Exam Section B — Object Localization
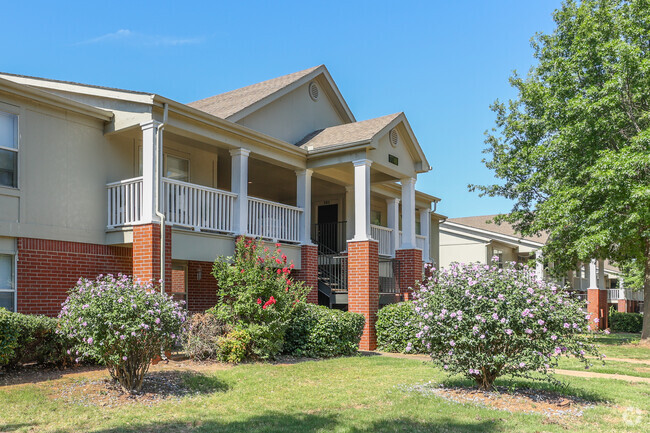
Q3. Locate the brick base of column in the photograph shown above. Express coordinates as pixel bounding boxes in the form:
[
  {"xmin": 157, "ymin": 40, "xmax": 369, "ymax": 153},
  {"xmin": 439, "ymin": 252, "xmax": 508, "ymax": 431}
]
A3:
[
  {"xmin": 291, "ymin": 244, "xmax": 318, "ymax": 304},
  {"xmin": 348, "ymin": 240, "xmax": 379, "ymax": 351},
  {"xmin": 395, "ymin": 248, "xmax": 423, "ymax": 299},
  {"xmin": 617, "ymin": 299, "xmax": 627, "ymax": 313},
  {"xmin": 587, "ymin": 288, "xmax": 608, "ymax": 330},
  {"xmin": 133, "ymin": 223, "xmax": 172, "ymax": 293}
]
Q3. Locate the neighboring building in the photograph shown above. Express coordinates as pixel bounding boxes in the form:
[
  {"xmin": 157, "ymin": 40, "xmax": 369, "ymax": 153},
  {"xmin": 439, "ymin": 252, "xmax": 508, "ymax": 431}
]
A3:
[
  {"xmin": 440, "ymin": 215, "xmax": 643, "ymax": 328},
  {"xmin": 0, "ymin": 65, "xmax": 444, "ymax": 350}
]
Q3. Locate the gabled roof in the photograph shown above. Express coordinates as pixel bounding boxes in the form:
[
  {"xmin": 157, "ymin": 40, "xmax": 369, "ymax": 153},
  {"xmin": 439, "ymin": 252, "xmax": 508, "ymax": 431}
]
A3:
[
  {"xmin": 187, "ymin": 65, "xmax": 355, "ymax": 123},
  {"xmin": 446, "ymin": 215, "xmax": 550, "ymax": 244},
  {"xmin": 297, "ymin": 113, "xmax": 401, "ymax": 150}
]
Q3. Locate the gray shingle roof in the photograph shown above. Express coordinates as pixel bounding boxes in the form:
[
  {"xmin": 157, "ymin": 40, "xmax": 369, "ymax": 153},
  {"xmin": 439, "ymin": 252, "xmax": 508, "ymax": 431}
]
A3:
[
  {"xmin": 448, "ymin": 215, "xmax": 550, "ymax": 244},
  {"xmin": 187, "ymin": 66, "xmax": 322, "ymax": 120},
  {"xmin": 297, "ymin": 113, "xmax": 401, "ymax": 150}
]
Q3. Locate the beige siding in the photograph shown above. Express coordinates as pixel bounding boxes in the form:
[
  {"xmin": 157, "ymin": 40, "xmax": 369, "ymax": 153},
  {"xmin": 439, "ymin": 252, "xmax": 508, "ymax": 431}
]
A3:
[{"xmin": 237, "ymin": 81, "xmax": 345, "ymax": 144}]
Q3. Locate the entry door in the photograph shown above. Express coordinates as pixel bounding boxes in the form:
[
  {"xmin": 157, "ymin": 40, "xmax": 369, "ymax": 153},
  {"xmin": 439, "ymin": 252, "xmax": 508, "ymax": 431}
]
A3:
[{"xmin": 317, "ymin": 204, "xmax": 339, "ymax": 252}]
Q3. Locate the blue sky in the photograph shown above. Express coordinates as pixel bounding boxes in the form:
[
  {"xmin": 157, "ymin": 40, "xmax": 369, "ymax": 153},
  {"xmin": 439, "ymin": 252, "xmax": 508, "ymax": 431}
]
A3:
[{"xmin": 2, "ymin": 0, "xmax": 560, "ymax": 218}]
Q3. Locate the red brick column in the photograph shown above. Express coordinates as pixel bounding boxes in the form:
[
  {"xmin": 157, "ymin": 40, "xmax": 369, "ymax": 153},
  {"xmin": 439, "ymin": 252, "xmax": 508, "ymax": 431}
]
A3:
[
  {"xmin": 587, "ymin": 288, "xmax": 608, "ymax": 330},
  {"xmin": 395, "ymin": 248, "xmax": 423, "ymax": 300},
  {"xmin": 133, "ymin": 223, "xmax": 172, "ymax": 293},
  {"xmin": 291, "ymin": 244, "xmax": 318, "ymax": 304},
  {"xmin": 617, "ymin": 299, "xmax": 627, "ymax": 313},
  {"xmin": 348, "ymin": 240, "xmax": 379, "ymax": 351}
]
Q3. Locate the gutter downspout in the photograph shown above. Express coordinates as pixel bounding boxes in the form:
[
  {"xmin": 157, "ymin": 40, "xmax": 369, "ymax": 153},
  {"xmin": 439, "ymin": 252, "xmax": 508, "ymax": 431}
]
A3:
[{"xmin": 155, "ymin": 103, "xmax": 169, "ymax": 294}]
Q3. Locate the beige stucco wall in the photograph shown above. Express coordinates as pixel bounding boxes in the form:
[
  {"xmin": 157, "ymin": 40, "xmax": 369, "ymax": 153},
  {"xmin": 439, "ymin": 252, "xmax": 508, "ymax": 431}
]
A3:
[
  {"xmin": 439, "ymin": 231, "xmax": 487, "ymax": 269},
  {"xmin": 430, "ymin": 218, "xmax": 440, "ymax": 266},
  {"xmin": 368, "ymin": 128, "xmax": 418, "ymax": 179},
  {"xmin": 0, "ymin": 95, "xmax": 121, "ymax": 244},
  {"xmin": 237, "ymin": 81, "xmax": 345, "ymax": 145}
]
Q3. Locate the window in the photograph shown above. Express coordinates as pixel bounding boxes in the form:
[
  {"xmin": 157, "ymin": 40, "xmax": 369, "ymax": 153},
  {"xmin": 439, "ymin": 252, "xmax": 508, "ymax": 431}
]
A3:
[
  {"xmin": 0, "ymin": 254, "xmax": 15, "ymax": 312},
  {"xmin": 0, "ymin": 111, "xmax": 18, "ymax": 188},
  {"xmin": 370, "ymin": 210, "xmax": 382, "ymax": 226},
  {"xmin": 493, "ymin": 248, "xmax": 504, "ymax": 269},
  {"xmin": 165, "ymin": 154, "xmax": 189, "ymax": 182}
]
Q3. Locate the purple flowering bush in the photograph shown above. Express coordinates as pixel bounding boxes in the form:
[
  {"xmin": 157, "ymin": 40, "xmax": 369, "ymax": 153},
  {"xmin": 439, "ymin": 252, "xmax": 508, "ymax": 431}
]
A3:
[
  {"xmin": 58, "ymin": 274, "xmax": 187, "ymax": 392},
  {"xmin": 412, "ymin": 260, "xmax": 602, "ymax": 390}
]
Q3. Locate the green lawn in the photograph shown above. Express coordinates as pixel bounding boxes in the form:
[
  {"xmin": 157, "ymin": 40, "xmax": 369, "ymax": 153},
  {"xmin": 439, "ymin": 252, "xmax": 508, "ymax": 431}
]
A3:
[{"xmin": 1, "ymin": 334, "xmax": 649, "ymax": 433}]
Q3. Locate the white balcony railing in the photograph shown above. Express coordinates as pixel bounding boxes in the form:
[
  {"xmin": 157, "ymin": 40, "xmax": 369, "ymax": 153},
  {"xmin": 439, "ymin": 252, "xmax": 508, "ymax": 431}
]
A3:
[
  {"xmin": 416, "ymin": 234, "xmax": 427, "ymax": 251},
  {"xmin": 106, "ymin": 177, "xmax": 143, "ymax": 228},
  {"xmin": 248, "ymin": 197, "xmax": 302, "ymax": 243},
  {"xmin": 371, "ymin": 224, "xmax": 393, "ymax": 256},
  {"xmin": 608, "ymin": 288, "xmax": 644, "ymax": 302},
  {"xmin": 162, "ymin": 178, "xmax": 236, "ymax": 233}
]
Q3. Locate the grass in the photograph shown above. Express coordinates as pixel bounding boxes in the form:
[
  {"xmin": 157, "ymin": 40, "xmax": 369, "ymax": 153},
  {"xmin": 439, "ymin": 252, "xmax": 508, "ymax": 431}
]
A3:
[{"xmin": 1, "ymin": 334, "xmax": 649, "ymax": 432}]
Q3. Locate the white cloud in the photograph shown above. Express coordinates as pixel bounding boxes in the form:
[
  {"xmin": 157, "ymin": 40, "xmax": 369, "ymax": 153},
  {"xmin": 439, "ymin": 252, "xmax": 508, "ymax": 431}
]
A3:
[{"xmin": 76, "ymin": 29, "xmax": 204, "ymax": 47}]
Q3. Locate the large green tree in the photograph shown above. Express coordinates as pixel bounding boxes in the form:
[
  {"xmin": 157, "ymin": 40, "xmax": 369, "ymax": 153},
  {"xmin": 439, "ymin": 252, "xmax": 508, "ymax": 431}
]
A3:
[{"xmin": 473, "ymin": 0, "xmax": 650, "ymax": 340}]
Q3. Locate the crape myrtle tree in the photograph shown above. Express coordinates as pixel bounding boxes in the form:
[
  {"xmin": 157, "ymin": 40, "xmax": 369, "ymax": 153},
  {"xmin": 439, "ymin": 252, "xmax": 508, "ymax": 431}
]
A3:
[{"xmin": 471, "ymin": 0, "xmax": 650, "ymax": 340}]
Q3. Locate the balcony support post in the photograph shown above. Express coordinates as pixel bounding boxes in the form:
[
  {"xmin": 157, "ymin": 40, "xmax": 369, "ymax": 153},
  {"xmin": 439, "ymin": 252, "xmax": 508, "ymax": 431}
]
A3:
[
  {"xmin": 230, "ymin": 148, "xmax": 250, "ymax": 235},
  {"xmin": 419, "ymin": 208, "xmax": 431, "ymax": 262},
  {"xmin": 296, "ymin": 169, "xmax": 314, "ymax": 245},
  {"xmin": 140, "ymin": 120, "xmax": 161, "ymax": 224},
  {"xmin": 352, "ymin": 160, "xmax": 372, "ymax": 241},
  {"xmin": 400, "ymin": 177, "xmax": 416, "ymax": 249},
  {"xmin": 386, "ymin": 198, "xmax": 400, "ymax": 257}
]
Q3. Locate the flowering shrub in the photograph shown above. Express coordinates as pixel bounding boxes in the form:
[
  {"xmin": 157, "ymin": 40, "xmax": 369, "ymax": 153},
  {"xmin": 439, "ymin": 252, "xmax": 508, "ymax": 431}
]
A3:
[
  {"xmin": 210, "ymin": 237, "xmax": 310, "ymax": 360},
  {"xmin": 58, "ymin": 274, "xmax": 187, "ymax": 392},
  {"xmin": 412, "ymin": 260, "xmax": 602, "ymax": 390},
  {"xmin": 375, "ymin": 302, "xmax": 426, "ymax": 354}
]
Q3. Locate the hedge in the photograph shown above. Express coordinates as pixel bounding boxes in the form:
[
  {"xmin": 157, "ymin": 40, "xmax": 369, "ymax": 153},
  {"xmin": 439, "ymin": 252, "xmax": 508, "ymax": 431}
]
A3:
[
  {"xmin": 0, "ymin": 310, "xmax": 72, "ymax": 368},
  {"xmin": 284, "ymin": 303, "xmax": 365, "ymax": 358},
  {"xmin": 376, "ymin": 301, "xmax": 427, "ymax": 353},
  {"xmin": 0, "ymin": 308, "xmax": 19, "ymax": 365},
  {"xmin": 609, "ymin": 309, "xmax": 643, "ymax": 333}
]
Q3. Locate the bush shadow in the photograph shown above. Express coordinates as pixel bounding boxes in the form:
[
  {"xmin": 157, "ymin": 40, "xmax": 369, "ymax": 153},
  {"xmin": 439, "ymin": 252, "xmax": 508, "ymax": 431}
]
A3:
[
  {"xmin": 0, "ymin": 364, "xmax": 105, "ymax": 387},
  {"xmin": 87, "ymin": 412, "xmax": 501, "ymax": 433}
]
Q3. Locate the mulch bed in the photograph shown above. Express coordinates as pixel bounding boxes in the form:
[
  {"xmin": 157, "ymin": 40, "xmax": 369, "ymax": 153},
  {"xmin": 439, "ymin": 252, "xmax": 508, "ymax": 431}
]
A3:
[{"xmin": 402, "ymin": 381, "xmax": 593, "ymax": 418}]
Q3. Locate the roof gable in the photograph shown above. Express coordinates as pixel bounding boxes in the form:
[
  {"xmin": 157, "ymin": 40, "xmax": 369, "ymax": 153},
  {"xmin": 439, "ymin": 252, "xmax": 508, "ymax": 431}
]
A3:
[
  {"xmin": 297, "ymin": 113, "xmax": 401, "ymax": 150},
  {"xmin": 187, "ymin": 65, "xmax": 355, "ymax": 124}
]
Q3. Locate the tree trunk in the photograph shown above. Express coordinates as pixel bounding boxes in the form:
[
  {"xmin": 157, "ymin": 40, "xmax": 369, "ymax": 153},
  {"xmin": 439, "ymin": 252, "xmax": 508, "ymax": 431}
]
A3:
[{"xmin": 641, "ymin": 240, "xmax": 650, "ymax": 342}]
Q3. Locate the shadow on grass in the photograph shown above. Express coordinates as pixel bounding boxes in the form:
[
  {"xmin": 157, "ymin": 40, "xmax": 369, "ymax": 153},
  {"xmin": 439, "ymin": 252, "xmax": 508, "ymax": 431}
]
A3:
[
  {"xmin": 592, "ymin": 332, "xmax": 640, "ymax": 346},
  {"xmin": 0, "ymin": 364, "xmax": 106, "ymax": 387},
  {"xmin": 90, "ymin": 412, "xmax": 500, "ymax": 433},
  {"xmin": 440, "ymin": 375, "xmax": 607, "ymax": 404},
  {"xmin": 0, "ymin": 423, "xmax": 35, "ymax": 432}
]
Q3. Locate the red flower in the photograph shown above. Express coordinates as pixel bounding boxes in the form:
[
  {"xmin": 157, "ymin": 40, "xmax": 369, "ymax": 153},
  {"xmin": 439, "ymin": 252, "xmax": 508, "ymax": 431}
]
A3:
[
  {"xmin": 275, "ymin": 258, "xmax": 282, "ymax": 264},
  {"xmin": 241, "ymin": 269, "xmax": 245, "ymax": 273},
  {"xmin": 275, "ymin": 243, "xmax": 281, "ymax": 248},
  {"xmin": 277, "ymin": 269, "xmax": 281, "ymax": 274},
  {"xmin": 262, "ymin": 296, "xmax": 276, "ymax": 310},
  {"xmin": 281, "ymin": 254, "xmax": 287, "ymax": 262},
  {"xmin": 257, "ymin": 298, "xmax": 262, "ymax": 305},
  {"xmin": 289, "ymin": 263, "xmax": 295, "ymax": 270}
]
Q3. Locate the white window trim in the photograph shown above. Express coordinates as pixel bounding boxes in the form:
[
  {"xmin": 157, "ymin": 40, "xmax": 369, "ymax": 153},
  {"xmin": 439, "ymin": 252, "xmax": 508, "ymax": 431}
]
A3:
[
  {"xmin": 0, "ymin": 253, "xmax": 17, "ymax": 312},
  {"xmin": 0, "ymin": 111, "xmax": 19, "ymax": 190}
]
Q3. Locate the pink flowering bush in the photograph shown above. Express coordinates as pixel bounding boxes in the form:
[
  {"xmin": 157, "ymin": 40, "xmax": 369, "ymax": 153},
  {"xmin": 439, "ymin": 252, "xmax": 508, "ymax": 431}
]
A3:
[
  {"xmin": 209, "ymin": 237, "xmax": 309, "ymax": 360},
  {"xmin": 58, "ymin": 274, "xmax": 187, "ymax": 392},
  {"xmin": 412, "ymin": 260, "xmax": 602, "ymax": 390}
]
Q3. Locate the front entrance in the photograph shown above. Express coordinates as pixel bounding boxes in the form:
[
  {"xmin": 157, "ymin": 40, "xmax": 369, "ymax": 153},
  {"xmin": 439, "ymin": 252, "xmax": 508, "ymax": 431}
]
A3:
[{"xmin": 316, "ymin": 204, "xmax": 340, "ymax": 252}]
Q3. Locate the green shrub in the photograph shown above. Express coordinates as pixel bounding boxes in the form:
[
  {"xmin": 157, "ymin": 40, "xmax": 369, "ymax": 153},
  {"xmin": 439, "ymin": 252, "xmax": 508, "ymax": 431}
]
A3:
[
  {"xmin": 0, "ymin": 308, "xmax": 19, "ymax": 365},
  {"xmin": 217, "ymin": 329, "xmax": 252, "ymax": 363},
  {"xmin": 1, "ymin": 309, "xmax": 72, "ymax": 368},
  {"xmin": 376, "ymin": 302, "xmax": 426, "ymax": 354},
  {"xmin": 209, "ymin": 238, "xmax": 309, "ymax": 360},
  {"xmin": 58, "ymin": 274, "xmax": 187, "ymax": 393},
  {"xmin": 609, "ymin": 308, "xmax": 643, "ymax": 333},
  {"xmin": 284, "ymin": 303, "xmax": 365, "ymax": 358}
]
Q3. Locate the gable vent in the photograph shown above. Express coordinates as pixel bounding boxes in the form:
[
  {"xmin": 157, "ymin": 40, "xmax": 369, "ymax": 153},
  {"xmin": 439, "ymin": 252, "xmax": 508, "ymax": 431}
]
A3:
[
  {"xmin": 309, "ymin": 82, "xmax": 319, "ymax": 101},
  {"xmin": 389, "ymin": 128, "xmax": 399, "ymax": 148}
]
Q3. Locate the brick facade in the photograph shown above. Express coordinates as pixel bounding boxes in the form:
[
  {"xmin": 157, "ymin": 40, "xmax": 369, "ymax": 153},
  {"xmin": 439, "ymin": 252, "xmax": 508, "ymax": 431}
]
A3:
[
  {"xmin": 347, "ymin": 239, "xmax": 379, "ymax": 351},
  {"xmin": 187, "ymin": 260, "xmax": 219, "ymax": 313},
  {"xmin": 291, "ymin": 244, "xmax": 318, "ymax": 304},
  {"xmin": 133, "ymin": 223, "xmax": 172, "ymax": 292},
  {"xmin": 17, "ymin": 238, "xmax": 132, "ymax": 316},
  {"xmin": 587, "ymin": 288, "xmax": 608, "ymax": 330},
  {"xmin": 395, "ymin": 248, "xmax": 423, "ymax": 300}
]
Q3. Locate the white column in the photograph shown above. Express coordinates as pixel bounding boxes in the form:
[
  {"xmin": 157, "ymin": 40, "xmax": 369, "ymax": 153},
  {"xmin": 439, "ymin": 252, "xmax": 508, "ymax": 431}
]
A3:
[
  {"xmin": 588, "ymin": 259, "xmax": 598, "ymax": 290},
  {"xmin": 345, "ymin": 185, "xmax": 355, "ymax": 241},
  {"xmin": 352, "ymin": 159, "xmax": 372, "ymax": 241},
  {"xmin": 386, "ymin": 198, "xmax": 400, "ymax": 256},
  {"xmin": 296, "ymin": 169, "xmax": 313, "ymax": 245},
  {"xmin": 230, "ymin": 148, "xmax": 250, "ymax": 235},
  {"xmin": 535, "ymin": 250, "xmax": 544, "ymax": 281},
  {"xmin": 419, "ymin": 208, "xmax": 431, "ymax": 262},
  {"xmin": 597, "ymin": 259, "xmax": 605, "ymax": 289},
  {"xmin": 140, "ymin": 120, "xmax": 161, "ymax": 224},
  {"xmin": 400, "ymin": 177, "xmax": 416, "ymax": 249}
]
